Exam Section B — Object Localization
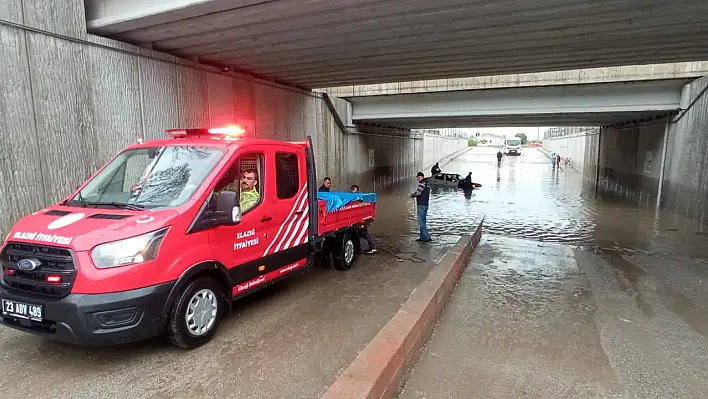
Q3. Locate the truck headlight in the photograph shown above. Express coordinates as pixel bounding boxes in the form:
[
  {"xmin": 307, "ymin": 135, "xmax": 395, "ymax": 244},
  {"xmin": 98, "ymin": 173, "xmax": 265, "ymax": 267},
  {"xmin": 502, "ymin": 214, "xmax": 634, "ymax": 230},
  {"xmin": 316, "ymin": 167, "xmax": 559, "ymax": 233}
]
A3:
[{"xmin": 91, "ymin": 228, "xmax": 168, "ymax": 269}]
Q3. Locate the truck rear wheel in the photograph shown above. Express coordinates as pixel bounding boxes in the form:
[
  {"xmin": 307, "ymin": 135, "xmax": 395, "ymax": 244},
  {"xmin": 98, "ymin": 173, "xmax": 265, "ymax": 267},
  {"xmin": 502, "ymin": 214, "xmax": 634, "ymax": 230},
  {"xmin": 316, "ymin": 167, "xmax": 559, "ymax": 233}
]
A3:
[
  {"xmin": 333, "ymin": 232, "xmax": 357, "ymax": 271},
  {"xmin": 166, "ymin": 276, "xmax": 224, "ymax": 349}
]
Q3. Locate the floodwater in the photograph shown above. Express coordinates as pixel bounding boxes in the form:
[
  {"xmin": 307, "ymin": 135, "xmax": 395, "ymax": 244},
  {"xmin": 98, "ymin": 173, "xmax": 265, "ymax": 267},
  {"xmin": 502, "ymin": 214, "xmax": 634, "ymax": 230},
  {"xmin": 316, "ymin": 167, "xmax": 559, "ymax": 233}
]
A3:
[
  {"xmin": 427, "ymin": 146, "xmax": 598, "ymax": 243},
  {"xmin": 398, "ymin": 147, "xmax": 708, "ymax": 399},
  {"xmin": 385, "ymin": 146, "xmax": 708, "ymax": 256}
]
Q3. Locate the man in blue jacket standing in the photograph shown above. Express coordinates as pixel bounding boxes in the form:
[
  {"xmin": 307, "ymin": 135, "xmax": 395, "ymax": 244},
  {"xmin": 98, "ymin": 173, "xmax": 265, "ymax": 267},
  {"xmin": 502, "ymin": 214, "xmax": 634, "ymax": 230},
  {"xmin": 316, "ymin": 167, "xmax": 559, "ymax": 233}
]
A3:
[{"xmin": 411, "ymin": 172, "xmax": 432, "ymax": 242}]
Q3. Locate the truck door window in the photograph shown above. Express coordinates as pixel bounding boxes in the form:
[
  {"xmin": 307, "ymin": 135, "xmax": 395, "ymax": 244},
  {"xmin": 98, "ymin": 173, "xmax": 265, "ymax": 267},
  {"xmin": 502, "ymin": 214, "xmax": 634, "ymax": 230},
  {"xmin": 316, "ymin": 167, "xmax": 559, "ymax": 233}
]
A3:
[
  {"xmin": 275, "ymin": 152, "xmax": 299, "ymax": 199},
  {"xmin": 216, "ymin": 153, "xmax": 264, "ymax": 214}
]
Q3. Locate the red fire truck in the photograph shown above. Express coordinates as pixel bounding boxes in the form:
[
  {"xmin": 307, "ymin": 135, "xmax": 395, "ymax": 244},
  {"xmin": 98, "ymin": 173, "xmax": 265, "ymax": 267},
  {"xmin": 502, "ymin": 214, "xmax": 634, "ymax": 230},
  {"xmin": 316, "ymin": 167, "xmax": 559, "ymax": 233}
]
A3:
[{"xmin": 0, "ymin": 126, "xmax": 376, "ymax": 348}]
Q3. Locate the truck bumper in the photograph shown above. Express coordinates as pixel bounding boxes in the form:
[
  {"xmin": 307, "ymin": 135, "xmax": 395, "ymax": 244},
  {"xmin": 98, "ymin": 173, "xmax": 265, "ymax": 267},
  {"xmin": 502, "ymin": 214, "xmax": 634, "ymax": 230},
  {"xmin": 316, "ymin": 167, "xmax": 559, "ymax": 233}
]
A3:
[{"xmin": 0, "ymin": 281, "xmax": 174, "ymax": 346}]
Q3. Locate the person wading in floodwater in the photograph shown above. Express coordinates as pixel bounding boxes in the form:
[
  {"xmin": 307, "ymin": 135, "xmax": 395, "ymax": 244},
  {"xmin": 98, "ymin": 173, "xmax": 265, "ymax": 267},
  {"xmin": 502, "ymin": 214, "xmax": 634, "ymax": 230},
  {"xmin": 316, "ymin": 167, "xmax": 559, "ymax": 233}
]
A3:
[
  {"xmin": 411, "ymin": 172, "xmax": 432, "ymax": 242},
  {"xmin": 463, "ymin": 172, "xmax": 472, "ymax": 187},
  {"xmin": 430, "ymin": 162, "xmax": 441, "ymax": 175}
]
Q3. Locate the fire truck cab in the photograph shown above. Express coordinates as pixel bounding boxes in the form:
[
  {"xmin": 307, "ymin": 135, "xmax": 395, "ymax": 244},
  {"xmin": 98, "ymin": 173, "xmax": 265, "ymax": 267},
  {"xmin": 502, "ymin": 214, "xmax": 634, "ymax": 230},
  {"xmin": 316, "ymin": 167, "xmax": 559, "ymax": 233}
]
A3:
[{"xmin": 0, "ymin": 126, "xmax": 376, "ymax": 348}]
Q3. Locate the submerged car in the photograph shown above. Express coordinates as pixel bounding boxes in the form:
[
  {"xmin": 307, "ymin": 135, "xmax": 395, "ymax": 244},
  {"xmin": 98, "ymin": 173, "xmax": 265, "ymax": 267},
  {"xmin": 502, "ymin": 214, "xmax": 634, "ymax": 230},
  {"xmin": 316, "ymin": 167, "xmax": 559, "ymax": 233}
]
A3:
[
  {"xmin": 430, "ymin": 172, "xmax": 462, "ymax": 187},
  {"xmin": 430, "ymin": 173, "xmax": 482, "ymax": 189}
]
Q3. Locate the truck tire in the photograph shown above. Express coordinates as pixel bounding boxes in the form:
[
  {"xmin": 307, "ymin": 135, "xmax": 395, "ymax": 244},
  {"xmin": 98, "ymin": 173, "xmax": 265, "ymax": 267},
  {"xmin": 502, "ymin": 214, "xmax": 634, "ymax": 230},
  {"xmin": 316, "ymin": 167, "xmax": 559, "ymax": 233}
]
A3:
[
  {"xmin": 333, "ymin": 232, "xmax": 357, "ymax": 271},
  {"xmin": 166, "ymin": 276, "xmax": 224, "ymax": 349}
]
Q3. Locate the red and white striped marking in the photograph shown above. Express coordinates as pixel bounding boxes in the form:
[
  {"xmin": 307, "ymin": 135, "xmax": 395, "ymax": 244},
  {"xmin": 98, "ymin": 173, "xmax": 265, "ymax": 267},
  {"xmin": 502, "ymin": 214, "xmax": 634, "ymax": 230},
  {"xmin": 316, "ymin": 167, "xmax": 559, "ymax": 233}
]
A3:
[
  {"xmin": 278, "ymin": 204, "xmax": 309, "ymax": 252},
  {"xmin": 263, "ymin": 184, "xmax": 310, "ymax": 256}
]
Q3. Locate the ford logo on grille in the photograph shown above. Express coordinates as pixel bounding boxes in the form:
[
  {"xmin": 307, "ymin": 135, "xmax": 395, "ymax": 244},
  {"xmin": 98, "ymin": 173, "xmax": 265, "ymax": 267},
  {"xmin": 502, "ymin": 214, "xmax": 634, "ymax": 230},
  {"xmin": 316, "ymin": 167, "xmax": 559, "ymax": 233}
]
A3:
[{"xmin": 17, "ymin": 258, "xmax": 41, "ymax": 271}]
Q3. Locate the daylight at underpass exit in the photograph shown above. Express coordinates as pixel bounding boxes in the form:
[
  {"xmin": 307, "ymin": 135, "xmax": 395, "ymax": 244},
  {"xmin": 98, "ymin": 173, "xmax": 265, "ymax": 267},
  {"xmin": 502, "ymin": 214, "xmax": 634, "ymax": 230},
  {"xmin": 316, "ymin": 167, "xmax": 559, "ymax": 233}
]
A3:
[{"xmin": 3, "ymin": 1, "xmax": 708, "ymax": 398}]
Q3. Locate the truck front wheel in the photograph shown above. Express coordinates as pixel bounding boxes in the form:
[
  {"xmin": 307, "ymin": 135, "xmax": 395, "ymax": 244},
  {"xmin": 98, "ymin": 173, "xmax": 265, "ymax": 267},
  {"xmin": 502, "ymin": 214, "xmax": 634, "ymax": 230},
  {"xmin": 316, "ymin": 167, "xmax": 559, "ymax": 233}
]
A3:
[
  {"xmin": 166, "ymin": 276, "xmax": 224, "ymax": 349},
  {"xmin": 333, "ymin": 232, "xmax": 357, "ymax": 271}
]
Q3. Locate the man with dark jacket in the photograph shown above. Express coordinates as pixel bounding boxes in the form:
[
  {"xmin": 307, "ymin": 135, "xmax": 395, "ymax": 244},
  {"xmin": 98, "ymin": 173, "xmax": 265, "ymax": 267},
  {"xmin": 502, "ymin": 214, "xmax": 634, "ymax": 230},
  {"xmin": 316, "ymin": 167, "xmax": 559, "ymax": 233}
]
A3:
[
  {"xmin": 430, "ymin": 162, "xmax": 441, "ymax": 175},
  {"xmin": 319, "ymin": 177, "xmax": 331, "ymax": 192},
  {"xmin": 410, "ymin": 172, "xmax": 432, "ymax": 242}
]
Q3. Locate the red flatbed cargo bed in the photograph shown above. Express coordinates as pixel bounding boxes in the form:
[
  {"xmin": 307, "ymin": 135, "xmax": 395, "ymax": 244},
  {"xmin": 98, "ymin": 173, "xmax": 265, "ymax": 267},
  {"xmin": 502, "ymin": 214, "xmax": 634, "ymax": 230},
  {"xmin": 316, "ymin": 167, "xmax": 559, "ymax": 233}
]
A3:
[{"xmin": 317, "ymin": 199, "xmax": 376, "ymax": 235}]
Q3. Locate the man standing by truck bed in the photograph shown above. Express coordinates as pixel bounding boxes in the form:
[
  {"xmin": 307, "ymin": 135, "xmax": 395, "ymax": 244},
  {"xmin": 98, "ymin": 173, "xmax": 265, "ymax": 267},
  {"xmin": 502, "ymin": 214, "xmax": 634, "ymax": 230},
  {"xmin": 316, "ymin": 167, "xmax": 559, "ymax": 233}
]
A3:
[
  {"xmin": 411, "ymin": 172, "xmax": 432, "ymax": 242},
  {"xmin": 351, "ymin": 184, "xmax": 378, "ymax": 254},
  {"xmin": 319, "ymin": 177, "xmax": 331, "ymax": 192}
]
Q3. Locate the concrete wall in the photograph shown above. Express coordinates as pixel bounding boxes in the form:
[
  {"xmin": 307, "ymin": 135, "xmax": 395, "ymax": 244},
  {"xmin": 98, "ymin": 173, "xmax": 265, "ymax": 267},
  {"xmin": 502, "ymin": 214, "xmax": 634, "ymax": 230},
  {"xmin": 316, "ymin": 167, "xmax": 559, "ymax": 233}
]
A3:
[
  {"xmin": 662, "ymin": 76, "xmax": 708, "ymax": 224},
  {"xmin": 320, "ymin": 128, "xmax": 466, "ymax": 192},
  {"xmin": 343, "ymin": 133, "xmax": 420, "ymax": 192},
  {"xmin": 580, "ymin": 75, "xmax": 708, "ymax": 225},
  {"xmin": 594, "ymin": 122, "xmax": 667, "ymax": 206},
  {"xmin": 0, "ymin": 2, "xmax": 466, "ymax": 237},
  {"xmin": 583, "ymin": 132, "xmax": 601, "ymax": 187},
  {"xmin": 422, "ymin": 135, "xmax": 468, "ymax": 172},
  {"xmin": 542, "ymin": 131, "xmax": 590, "ymax": 175}
]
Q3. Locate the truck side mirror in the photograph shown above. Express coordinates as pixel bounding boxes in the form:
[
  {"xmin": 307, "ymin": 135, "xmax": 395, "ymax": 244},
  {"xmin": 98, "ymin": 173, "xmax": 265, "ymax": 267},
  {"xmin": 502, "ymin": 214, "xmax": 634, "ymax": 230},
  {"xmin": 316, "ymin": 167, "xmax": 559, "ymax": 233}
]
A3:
[{"xmin": 215, "ymin": 191, "xmax": 240, "ymax": 225}]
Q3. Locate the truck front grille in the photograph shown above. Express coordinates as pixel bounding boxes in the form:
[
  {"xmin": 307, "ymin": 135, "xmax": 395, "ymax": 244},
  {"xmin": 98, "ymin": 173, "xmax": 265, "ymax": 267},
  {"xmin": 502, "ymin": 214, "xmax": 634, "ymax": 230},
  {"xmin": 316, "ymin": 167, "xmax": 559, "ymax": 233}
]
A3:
[{"xmin": 1, "ymin": 242, "xmax": 76, "ymax": 298}]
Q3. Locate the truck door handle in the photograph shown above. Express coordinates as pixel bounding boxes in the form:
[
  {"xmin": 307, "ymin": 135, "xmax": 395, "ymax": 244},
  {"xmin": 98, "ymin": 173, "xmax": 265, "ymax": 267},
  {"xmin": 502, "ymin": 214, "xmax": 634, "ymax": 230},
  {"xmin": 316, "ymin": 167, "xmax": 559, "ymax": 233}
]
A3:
[
  {"xmin": 295, "ymin": 210, "xmax": 304, "ymax": 215},
  {"xmin": 261, "ymin": 216, "xmax": 272, "ymax": 222}
]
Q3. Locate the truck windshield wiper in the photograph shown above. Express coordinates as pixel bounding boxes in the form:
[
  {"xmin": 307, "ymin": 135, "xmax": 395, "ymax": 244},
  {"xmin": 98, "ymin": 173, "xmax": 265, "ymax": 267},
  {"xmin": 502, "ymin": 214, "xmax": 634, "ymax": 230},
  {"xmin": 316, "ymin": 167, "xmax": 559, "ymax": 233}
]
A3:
[
  {"xmin": 71, "ymin": 191, "xmax": 88, "ymax": 208},
  {"xmin": 66, "ymin": 191, "xmax": 88, "ymax": 208},
  {"xmin": 86, "ymin": 202, "xmax": 146, "ymax": 211},
  {"xmin": 107, "ymin": 202, "xmax": 146, "ymax": 211}
]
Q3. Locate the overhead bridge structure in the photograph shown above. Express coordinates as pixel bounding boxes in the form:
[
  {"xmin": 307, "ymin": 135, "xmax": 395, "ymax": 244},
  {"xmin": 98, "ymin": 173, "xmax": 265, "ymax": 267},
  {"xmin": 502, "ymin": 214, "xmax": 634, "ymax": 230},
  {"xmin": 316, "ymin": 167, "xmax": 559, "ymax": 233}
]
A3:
[
  {"xmin": 84, "ymin": 0, "xmax": 708, "ymax": 88},
  {"xmin": 346, "ymin": 79, "xmax": 690, "ymax": 128}
]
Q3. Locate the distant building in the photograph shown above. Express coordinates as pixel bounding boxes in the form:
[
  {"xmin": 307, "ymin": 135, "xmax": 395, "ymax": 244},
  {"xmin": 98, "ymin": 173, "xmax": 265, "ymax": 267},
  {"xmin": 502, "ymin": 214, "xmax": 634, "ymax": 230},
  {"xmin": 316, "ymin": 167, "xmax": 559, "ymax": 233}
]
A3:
[{"xmin": 476, "ymin": 133, "xmax": 505, "ymax": 146}]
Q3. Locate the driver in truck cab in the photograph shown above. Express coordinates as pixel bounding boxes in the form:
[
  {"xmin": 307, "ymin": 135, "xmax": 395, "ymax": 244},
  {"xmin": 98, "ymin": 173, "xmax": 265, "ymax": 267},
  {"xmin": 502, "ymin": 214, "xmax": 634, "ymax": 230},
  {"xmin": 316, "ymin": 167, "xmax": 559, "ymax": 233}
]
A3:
[
  {"xmin": 216, "ymin": 167, "xmax": 260, "ymax": 213},
  {"xmin": 239, "ymin": 169, "xmax": 260, "ymax": 212}
]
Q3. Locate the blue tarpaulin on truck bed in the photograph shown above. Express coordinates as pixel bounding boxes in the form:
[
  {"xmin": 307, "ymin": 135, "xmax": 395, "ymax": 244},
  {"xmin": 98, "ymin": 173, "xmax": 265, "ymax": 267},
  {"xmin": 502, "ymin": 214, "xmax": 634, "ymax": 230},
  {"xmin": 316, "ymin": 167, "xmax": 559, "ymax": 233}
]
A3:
[{"xmin": 316, "ymin": 192, "xmax": 377, "ymax": 213}]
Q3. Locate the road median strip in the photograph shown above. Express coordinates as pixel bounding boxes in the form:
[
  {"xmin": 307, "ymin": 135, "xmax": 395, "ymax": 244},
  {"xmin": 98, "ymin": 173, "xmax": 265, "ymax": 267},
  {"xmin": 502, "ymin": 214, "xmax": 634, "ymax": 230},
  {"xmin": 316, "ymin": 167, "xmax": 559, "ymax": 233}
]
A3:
[{"xmin": 320, "ymin": 215, "xmax": 485, "ymax": 399}]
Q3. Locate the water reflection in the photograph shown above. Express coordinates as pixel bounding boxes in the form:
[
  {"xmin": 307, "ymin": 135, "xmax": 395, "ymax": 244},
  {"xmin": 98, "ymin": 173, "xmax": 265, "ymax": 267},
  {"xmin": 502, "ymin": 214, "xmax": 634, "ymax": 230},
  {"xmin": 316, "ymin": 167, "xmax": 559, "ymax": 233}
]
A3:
[
  {"xmin": 425, "ymin": 148, "xmax": 597, "ymax": 243},
  {"xmin": 373, "ymin": 147, "xmax": 708, "ymax": 257}
]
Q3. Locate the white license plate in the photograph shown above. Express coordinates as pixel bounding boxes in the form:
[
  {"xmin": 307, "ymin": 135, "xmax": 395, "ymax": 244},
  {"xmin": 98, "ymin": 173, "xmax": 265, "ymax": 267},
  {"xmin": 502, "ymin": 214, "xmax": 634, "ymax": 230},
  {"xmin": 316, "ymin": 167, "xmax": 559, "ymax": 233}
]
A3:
[{"xmin": 1, "ymin": 298, "xmax": 43, "ymax": 321}]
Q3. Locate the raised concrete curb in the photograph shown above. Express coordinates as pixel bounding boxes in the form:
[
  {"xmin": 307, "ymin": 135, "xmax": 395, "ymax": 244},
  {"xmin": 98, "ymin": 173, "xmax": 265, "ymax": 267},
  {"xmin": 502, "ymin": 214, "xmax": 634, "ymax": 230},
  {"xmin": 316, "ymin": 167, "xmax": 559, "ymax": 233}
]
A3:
[{"xmin": 320, "ymin": 216, "xmax": 485, "ymax": 399}]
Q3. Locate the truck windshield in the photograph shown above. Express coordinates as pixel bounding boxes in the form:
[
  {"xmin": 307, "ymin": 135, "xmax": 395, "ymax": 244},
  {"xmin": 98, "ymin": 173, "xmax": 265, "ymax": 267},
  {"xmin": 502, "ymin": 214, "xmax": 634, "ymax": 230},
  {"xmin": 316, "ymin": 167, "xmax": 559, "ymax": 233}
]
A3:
[
  {"xmin": 69, "ymin": 145, "xmax": 225, "ymax": 210},
  {"xmin": 506, "ymin": 139, "xmax": 521, "ymax": 146}
]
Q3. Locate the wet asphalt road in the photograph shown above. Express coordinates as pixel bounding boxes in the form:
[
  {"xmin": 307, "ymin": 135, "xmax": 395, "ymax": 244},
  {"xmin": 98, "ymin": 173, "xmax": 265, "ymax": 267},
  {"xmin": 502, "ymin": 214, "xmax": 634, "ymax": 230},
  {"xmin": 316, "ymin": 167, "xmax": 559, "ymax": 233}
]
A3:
[
  {"xmin": 5, "ymin": 146, "xmax": 708, "ymax": 398},
  {"xmin": 398, "ymin": 147, "xmax": 708, "ymax": 398},
  {"xmin": 0, "ymin": 159, "xmax": 468, "ymax": 398}
]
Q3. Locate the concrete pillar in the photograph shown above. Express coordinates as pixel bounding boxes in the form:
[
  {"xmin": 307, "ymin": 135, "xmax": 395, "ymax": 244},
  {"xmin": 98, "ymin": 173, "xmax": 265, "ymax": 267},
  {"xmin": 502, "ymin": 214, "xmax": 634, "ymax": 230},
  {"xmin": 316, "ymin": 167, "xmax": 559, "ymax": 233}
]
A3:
[{"xmin": 655, "ymin": 117, "xmax": 671, "ymax": 208}]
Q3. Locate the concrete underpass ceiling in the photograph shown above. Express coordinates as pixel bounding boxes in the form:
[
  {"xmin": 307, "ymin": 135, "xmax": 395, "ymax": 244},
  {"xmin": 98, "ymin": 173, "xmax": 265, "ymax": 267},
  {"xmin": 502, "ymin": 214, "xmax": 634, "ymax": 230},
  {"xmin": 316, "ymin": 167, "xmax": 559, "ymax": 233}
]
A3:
[{"xmin": 85, "ymin": 0, "xmax": 708, "ymax": 89}]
